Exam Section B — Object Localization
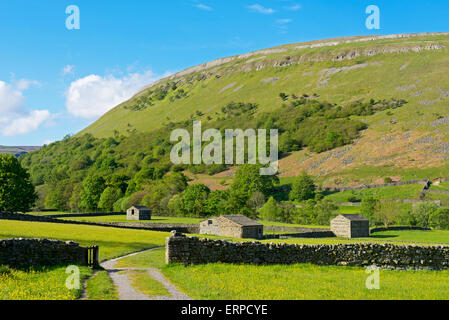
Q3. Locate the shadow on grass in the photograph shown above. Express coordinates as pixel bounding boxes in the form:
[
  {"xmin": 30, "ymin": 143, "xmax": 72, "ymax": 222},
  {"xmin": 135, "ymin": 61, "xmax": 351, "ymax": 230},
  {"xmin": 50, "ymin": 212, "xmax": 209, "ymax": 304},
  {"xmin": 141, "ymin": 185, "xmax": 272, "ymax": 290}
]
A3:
[{"xmin": 369, "ymin": 235, "xmax": 399, "ymax": 239}]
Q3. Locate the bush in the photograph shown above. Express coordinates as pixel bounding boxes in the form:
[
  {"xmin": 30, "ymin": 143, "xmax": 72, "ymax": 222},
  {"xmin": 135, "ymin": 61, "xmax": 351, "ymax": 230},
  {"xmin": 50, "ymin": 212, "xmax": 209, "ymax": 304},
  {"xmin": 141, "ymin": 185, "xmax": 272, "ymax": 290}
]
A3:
[
  {"xmin": 0, "ymin": 266, "xmax": 12, "ymax": 276},
  {"xmin": 314, "ymin": 200, "xmax": 339, "ymax": 225},
  {"xmin": 173, "ymin": 184, "xmax": 210, "ymax": 217},
  {"xmin": 429, "ymin": 208, "xmax": 449, "ymax": 230},
  {"xmin": 346, "ymin": 191, "xmax": 361, "ymax": 203},
  {"xmin": 292, "ymin": 200, "xmax": 316, "ymax": 225},
  {"xmin": 113, "ymin": 197, "xmax": 130, "ymax": 212},
  {"xmin": 289, "ymin": 172, "xmax": 316, "ymax": 202},
  {"xmin": 373, "ymin": 201, "xmax": 402, "ymax": 228},
  {"xmin": 258, "ymin": 197, "xmax": 282, "ymax": 221},
  {"xmin": 98, "ymin": 187, "xmax": 123, "ymax": 212},
  {"xmin": 408, "ymin": 203, "xmax": 438, "ymax": 228},
  {"xmin": 360, "ymin": 196, "xmax": 378, "ymax": 223}
]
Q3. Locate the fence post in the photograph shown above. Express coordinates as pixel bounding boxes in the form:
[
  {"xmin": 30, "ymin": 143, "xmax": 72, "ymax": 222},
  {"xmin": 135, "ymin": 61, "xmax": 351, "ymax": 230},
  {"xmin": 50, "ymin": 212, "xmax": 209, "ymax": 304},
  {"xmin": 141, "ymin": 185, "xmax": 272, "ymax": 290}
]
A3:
[{"xmin": 93, "ymin": 246, "xmax": 99, "ymax": 267}]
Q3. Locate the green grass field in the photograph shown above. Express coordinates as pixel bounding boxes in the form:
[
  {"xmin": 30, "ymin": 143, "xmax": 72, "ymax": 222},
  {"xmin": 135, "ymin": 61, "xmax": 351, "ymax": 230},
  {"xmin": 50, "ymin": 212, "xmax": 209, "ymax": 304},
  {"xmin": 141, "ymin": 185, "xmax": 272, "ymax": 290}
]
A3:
[
  {"xmin": 115, "ymin": 248, "xmax": 166, "ymax": 269},
  {"xmin": 30, "ymin": 212, "xmax": 334, "ymax": 229},
  {"xmin": 0, "ymin": 265, "xmax": 91, "ymax": 300},
  {"xmin": 163, "ymin": 263, "xmax": 449, "ymax": 300},
  {"xmin": 0, "ymin": 220, "xmax": 167, "ymax": 300},
  {"xmin": 0, "ymin": 220, "xmax": 167, "ymax": 261},
  {"xmin": 261, "ymin": 230, "xmax": 449, "ymax": 246},
  {"xmin": 114, "ymin": 241, "xmax": 449, "ymax": 300},
  {"xmin": 2, "ymin": 220, "xmax": 449, "ymax": 300},
  {"xmin": 57, "ymin": 215, "xmax": 203, "ymax": 224}
]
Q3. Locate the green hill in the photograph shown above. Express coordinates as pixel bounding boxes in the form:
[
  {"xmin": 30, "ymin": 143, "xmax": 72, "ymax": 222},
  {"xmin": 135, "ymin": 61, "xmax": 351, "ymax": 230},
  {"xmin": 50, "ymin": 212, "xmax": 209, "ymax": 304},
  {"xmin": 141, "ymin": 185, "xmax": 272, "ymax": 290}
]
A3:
[
  {"xmin": 0, "ymin": 146, "xmax": 41, "ymax": 157},
  {"xmin": 78, "ymin": 33, "xmax": 449, "ymax": 183},
  {"xmin": 83, "ymin": 32, "xmax": 449, "ymax": 136},
  {"xmin": 19, "ymin": 32, "xmax": 449, "ymax": 212}
]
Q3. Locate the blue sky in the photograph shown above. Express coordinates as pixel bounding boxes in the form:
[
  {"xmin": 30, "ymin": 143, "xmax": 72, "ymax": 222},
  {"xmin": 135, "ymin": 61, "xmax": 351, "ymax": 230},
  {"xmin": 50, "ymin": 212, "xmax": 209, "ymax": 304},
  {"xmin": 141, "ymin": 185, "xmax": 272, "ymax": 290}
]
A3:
[{"xmin": 0, "ymin": 0, "xmax": 448, "ymax": 146}]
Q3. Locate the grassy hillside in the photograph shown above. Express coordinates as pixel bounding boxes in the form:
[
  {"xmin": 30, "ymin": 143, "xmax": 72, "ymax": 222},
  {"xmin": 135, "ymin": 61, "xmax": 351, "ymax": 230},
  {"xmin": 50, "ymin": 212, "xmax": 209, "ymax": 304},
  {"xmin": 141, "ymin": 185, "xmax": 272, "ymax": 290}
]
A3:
[
  {"xmin": 76, "ymin": 33, "xmax": 449, "ymax": 186},
  {"xmin": 19, "ymin": 32, "xmax": 449, "ymax": 215}
]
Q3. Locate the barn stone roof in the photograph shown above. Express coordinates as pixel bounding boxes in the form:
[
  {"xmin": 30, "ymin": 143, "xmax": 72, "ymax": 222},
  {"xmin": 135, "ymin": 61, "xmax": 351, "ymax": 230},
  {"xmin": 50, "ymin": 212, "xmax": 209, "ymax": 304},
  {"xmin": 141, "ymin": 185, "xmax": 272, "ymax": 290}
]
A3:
[
  {"xmin": 335, "ymin": 214, "xmax": 368, "ymax": 221},
  {"xmin": 221, "ymin": 215, "xmax": 262, "ymax": 227},
  {"xmin": 130, "ymin": 206, "xmax": 151, "ymax": 211}
]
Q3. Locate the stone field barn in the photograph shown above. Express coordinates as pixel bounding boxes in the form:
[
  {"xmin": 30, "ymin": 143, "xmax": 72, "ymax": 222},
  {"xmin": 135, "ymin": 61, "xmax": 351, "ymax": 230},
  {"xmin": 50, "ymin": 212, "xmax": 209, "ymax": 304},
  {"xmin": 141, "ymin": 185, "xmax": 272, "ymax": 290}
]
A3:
[
  {"xmin": 127, "ymin": 206, "xmax": 152, "ymax": 221},
  {"xmin": 331, "ymin": 214, "xmax": 370, "ymax": 238},
  {"xmin": 200, "ymin": 215, "xmax": 264, "ymax": 239}
]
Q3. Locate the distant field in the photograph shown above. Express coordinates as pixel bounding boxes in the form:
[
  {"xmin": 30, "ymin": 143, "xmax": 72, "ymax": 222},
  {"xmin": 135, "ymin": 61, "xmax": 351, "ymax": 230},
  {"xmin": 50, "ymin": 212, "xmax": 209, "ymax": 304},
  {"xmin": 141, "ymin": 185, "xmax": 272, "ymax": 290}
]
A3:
[
  {"xmin": 29, "ymin": 212, "xmax": 334, "ymax": 229},
  {"xmin": 338, "ymin": 205, "xmax": 361, "ymax": 214},
  {"xmin": 323, "ymin": 184, "xmax": 424, "ymax": 202},
  {"xmin": 57, "ymin": 215, "xmax": 203, "ymax": 224},
  {"xmin": 262, "ymin": 229, "xmax": 449, "ymax": 246}
]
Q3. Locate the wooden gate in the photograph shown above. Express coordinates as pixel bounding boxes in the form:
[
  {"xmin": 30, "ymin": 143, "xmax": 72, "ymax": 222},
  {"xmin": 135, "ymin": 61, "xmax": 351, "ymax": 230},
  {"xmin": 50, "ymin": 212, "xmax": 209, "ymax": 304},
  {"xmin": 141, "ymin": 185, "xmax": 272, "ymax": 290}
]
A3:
[{"xmin": 86, "ymin": 246, "xmax": 99, "ymax": 267}]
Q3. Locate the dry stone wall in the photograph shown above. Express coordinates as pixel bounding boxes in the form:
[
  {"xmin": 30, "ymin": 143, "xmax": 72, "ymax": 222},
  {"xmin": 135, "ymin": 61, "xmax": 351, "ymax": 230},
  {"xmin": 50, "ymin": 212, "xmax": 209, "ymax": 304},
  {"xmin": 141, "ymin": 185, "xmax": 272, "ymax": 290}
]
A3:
[
  {"xmin": 326, "ymin": 179, "xmax": 430, "ymax": 192},
  {"xmin": 0, "ymin": 239, "xmax": 89, "ymax": 268},
  {"xmin": 166, "ymin": 233, "xmax": 449, "ymax": 270},
  {"xmin": 0, "ymin": 212, "xmax": 199, "ymax": 233}
]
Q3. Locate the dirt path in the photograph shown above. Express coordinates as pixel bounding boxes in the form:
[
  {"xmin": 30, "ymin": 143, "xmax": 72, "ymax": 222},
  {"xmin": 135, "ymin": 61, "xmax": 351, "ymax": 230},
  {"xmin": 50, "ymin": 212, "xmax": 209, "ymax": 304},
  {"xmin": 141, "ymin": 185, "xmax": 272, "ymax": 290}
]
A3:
[
  {"xmin": 100, "ymin": 247, "xmax": 192, "ymax": 301},
  {"xmin": 80, "ymin": 270, "xmax": 98, "ymax": 300}
]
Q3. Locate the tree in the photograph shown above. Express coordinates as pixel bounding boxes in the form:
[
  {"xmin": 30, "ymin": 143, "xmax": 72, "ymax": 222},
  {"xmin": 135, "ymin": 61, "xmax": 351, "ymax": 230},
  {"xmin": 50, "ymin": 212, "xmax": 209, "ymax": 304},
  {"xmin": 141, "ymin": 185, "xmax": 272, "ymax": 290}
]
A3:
[
  {"xmin": 142, "ymin": 173, "xmax": 188, "ymax": 215},
  {"xmin": 0, "ymin": 154, "xmax": 37, "ymax": 212},
  {"xmin": 247, "ymin": 191, "xmax": 266, "ymax": 211},
  {"xmin": 258, "ymin": 197, "xmax": 281, "ymax": 221},
  {"xmin": 69, "ymin": 183, "xmax": 82, "ymax": 212},
  {"xmin": 279, "ymin": 93, "xmax": 289, "ymax": 101},
  {"xmin": 179, "ymin": 184, "xmax": 210, "ymax": 217},
  {"xmin": 384, "ymin": 177, "xmax": 393, "ymax": 184},
  {"xmin": 278, "ymin": 201, "xmax": 295, "ymax": 223},
  {"xmin": 79, "ymin": 175, "xmax": 106, "ymax": 211},
  {"xmin": 409, "ymin": 202, "xmax": 438, "ymax": 228},
  {"xmin": 293, "ymin": 199, "xmax": 316, "ymax": 225},
  {"xmin": 374, "ymin": 201, "xmax": 401, "ymax": 228},
  {"xmin": 205, "ymin": 190, "xmax": 230, "ymax": 216},
  {"xmin": 314, "ymin": 199, "xmax": 339, "ymax": 225},
  {"xmin": 108, "ymin": 174, "xmax": 129, "ymax": 194},
  {"xmin": 289, "ymin": 172, "xmax": 316, "ymax": 202},
  {"xmin": 429, "ymin": 208, "xmax": 449, "ymax": 230},
  {"xmin": 360, "ymin": 196, "xmax": 379, "ymax": 223},
  {"xmin": 229, "ymin": 164, "xmax": 279, "ymax": 214},
  {"xmin": 45, "ymin": 180, "xmax": 72, "ymax": 211},
  {"xmin": 98, "ymin": 187, "xmax": 123, "ymax": 212}
]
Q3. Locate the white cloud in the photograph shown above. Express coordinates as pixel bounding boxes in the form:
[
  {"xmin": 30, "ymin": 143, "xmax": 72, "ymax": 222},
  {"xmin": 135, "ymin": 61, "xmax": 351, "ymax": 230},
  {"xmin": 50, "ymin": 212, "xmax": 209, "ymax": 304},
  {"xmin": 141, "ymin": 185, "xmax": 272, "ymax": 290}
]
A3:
[
  {"xmin": 16, "ymin": 79, "xmax": 41, "ymax": 91},
  {"xmin": 0, "ymin": 81, "xmax": 24, "ymax": 113},
  {"xmin": 1, "ymin": 110, "xmax": 51, "ymax": 136},
  {"xmin": 248, "ymin": 4, "xmax": 276, "ymax": 14},
  {"xmin": 0, "ymin": 79, "xmax": 51, "ymax": 136},
  {"xmin": 65, "ymin": 70, "xmax": 162, "ymax": 119},
  {"xmin": 285, "ymin": 4, "xmax": 301, "ymax": 11},
  {"xmin": 62, "ymin": 65, "xmax": 75, "ymax": 75},
  {"xmin": 195, "ymin": 3, "xmax": 212, "ymax": 11}
]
